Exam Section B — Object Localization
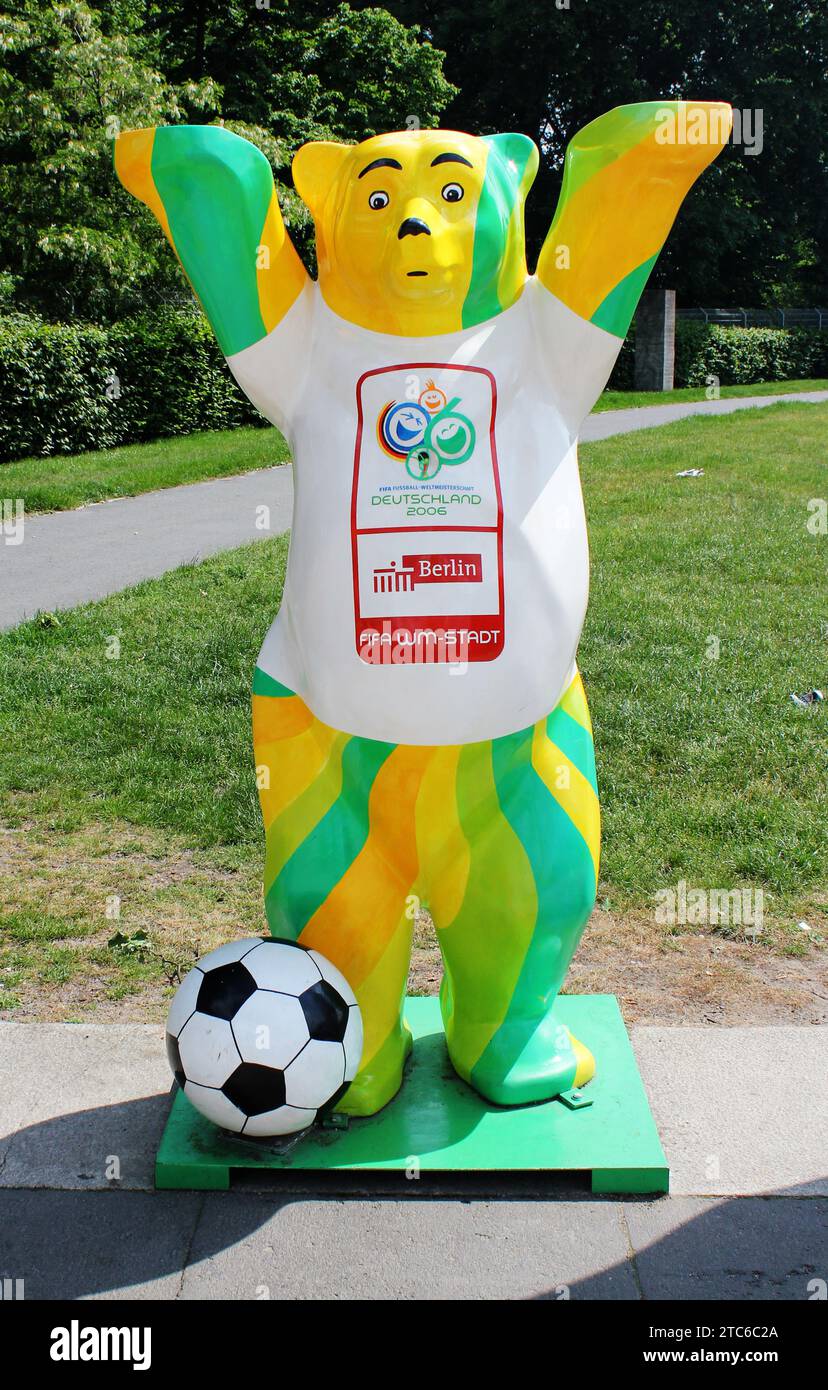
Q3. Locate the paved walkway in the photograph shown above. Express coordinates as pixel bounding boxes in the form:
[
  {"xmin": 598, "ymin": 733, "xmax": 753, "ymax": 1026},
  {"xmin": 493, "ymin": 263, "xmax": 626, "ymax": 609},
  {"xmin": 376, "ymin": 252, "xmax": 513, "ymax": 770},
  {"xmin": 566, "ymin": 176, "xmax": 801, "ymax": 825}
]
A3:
[
  {"xmin": 584, "ymin": 388, "xmax": 828, "ymax": 440},
  {"xmin": 4, "ymin": 1188, "xmax": 825, "ymax": 1300},
  {"xmin": 0, "ymin": 1020, "xmax": 825, "ymax": 1299},
  {"xmin": 2, "ymin": 391, "xmax": 826, "ymax": 631},
  {"xmin": 0, "ymin": 466, "xmax": 293, "ymax": 630}
]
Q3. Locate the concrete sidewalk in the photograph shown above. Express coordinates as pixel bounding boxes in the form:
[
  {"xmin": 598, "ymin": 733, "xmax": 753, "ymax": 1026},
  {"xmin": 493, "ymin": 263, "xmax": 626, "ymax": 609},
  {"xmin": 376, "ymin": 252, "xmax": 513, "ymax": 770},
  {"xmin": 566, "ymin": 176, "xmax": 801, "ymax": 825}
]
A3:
[
  {"xmin": 1, "ymin": 1020, "xmax": 825, "ymax": 1299},
  {"xmin": 3, "ymin": 390, "xmax": 826, "ymax": 631},
  {"xmin": 3, "ymin": 1188, "xmax": 825, "ymax": 1300}
]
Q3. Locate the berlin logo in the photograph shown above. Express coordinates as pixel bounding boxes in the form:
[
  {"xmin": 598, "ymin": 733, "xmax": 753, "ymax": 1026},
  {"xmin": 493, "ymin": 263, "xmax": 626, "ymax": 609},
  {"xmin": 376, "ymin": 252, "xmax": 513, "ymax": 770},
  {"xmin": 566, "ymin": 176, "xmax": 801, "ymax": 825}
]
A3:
[{"xmin": 372, "ymin": 552, "xmax": 483, "ymax": 594}]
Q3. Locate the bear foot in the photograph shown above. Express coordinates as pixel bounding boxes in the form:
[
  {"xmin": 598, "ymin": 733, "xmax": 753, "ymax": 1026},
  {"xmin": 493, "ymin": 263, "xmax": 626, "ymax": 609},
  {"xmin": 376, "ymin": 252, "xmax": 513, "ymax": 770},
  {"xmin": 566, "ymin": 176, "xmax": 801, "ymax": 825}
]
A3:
[
  {"xmin": 334, "ymin": 1020, "xmax": 413, "ymax": 1117},
  {"xmin": 450, "ymin": 1011, "xmax": 595, "ymax": 1107}
]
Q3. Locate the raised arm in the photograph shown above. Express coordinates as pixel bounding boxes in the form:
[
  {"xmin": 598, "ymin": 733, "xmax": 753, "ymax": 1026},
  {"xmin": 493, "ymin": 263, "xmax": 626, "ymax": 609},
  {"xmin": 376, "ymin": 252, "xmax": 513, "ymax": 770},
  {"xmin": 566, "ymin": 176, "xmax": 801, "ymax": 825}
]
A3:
[
  {"xmin": 114, "ymin": 125, "xmax": 308, "ymax": 357},
  {"xmin": 536, "ymin": 101, "xmax": 732, "ymax": 339}
]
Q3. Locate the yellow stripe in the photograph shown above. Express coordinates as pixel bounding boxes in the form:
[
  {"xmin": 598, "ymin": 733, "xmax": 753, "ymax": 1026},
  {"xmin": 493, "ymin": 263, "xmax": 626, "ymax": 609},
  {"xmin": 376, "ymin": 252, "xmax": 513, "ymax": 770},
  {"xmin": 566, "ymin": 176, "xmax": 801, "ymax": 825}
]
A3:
[
  {"xmin": 255, "ymin": 721, "xmax": 342, "ymax": 830},
  {"xmin": 252, "ymin": 691, "xmax": 315, "ymax": 745},
  {"xmin": 332, "ymin": 913, "xmax": 413, "ymax": 1071},
  {"xmin": 530, "ymin": 724, "xmax": 601, "ymax": 881},
  {"xmin": 114, "ymin": 129, "xmax": 174, "ymax": 246},
  {"xmin": 261, "ymin": 731, "xmax": 350, "ymax": 891},
  {"xmin": 559, "ymin": 670, "xmax": 593, "ymax": 735},
  {"xmin": 256, "ymin": 188, "xmax": 307, "ymax": 334},
  {"xmin": 571, "ymin": 1032, "xmax": 596, "ymax": 1087}
]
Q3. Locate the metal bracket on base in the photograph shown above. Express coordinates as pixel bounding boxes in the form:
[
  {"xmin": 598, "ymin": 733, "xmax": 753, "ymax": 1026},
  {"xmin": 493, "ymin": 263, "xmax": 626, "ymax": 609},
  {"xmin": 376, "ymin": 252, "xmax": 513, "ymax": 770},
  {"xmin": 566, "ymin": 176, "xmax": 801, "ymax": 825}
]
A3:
[
  {"xmin": 320, "ymin": 1113, "xmax": 350, "ymax": 1131},
  {"xmin": 557, "ymin": 1088, "xmax": 594, "ymax": 1111}
]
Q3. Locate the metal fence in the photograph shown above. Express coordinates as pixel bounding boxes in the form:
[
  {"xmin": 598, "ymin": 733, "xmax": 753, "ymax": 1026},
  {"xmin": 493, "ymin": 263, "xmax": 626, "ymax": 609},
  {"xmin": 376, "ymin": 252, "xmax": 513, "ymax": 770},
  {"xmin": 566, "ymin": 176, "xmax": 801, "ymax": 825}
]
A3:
[{"xmin": 678, "ymin": 308, "xmax": 828, "ymax": 329}]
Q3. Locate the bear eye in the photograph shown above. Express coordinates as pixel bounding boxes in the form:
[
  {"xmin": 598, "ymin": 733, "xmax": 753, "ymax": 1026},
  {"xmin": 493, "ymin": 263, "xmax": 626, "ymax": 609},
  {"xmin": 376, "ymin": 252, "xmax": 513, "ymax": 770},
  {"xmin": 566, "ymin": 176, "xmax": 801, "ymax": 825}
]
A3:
[
  {"xmin": 368, "ymin": 190, "xmax": 389, "ymax": 210},
  {"xmin": 441, "ymin": 182, "xmax": 464, "ymax": 203}
]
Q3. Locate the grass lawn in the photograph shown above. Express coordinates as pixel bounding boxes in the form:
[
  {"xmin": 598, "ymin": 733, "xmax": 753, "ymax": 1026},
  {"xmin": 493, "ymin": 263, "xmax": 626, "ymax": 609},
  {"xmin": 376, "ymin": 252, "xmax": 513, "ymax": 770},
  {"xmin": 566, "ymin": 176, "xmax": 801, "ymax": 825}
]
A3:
[
  {"xmin": 1, "ymin": 401, "xmax": 826, "ymax": 1020},
  {"xmin": 2, "ymin": 380, "xmax": 827, "ymax": 514},
  {"xmin": 595, "ymin": 378, "xmax": 828, "ymax": 411},
  {"xmin": 0, "ymin": 425, "xmax": 289, "ymax": 513}
]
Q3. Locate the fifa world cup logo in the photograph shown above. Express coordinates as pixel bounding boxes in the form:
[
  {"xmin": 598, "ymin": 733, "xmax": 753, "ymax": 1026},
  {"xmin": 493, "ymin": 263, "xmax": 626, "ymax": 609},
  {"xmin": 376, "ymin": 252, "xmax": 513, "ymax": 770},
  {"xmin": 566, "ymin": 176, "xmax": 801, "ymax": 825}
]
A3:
[{"xmin": 377, "ymin": 379, "xmax": 476, "ymax": 480}]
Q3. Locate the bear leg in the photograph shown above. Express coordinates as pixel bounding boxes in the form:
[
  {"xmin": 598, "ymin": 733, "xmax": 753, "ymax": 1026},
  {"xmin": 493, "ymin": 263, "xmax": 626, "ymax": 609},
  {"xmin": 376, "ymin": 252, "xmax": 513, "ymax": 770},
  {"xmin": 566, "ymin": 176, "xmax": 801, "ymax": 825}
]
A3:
[
  {"xmin": 429, "ymin": 673, "xmax": 600, "ymax": 1105},
  {"xmin": 253, "ymin": 678, "xmax": 429, "ymax": 1116}
]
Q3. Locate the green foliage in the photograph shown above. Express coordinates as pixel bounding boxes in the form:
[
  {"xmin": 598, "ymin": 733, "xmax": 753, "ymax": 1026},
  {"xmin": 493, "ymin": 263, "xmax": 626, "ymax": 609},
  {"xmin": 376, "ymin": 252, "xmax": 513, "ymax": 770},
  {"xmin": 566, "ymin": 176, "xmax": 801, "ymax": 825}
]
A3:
[
  {"xmin": 0, "ymin": 313, "xmax": 112, "ymax": 459},
  {"xmin": 608, "ymin": 323, "xmax": 828, "ymax": 390},
  {"xmin": 3, "ymin": 302, "xmax": 823, "ymax": 466},
  {"xmin": 0, "ymin": 308, "xmax": 260, "ymax": 461},
  {"xmin": 0, "ymin": 0, "xmax": 455, "ymax": 318},
  {"xmin": 130, "ymin": 1, "xmax": 455, "ymax": 144},
  {"xmin": 7, "ymin": 0, "xmax": 824, "ymax": 320},
  {"xmin": 0, "ymin": 0, "xmax": 221, "ymax": 321},
  {"xmin": 679, "ymin": 326, "xmax": 828, "ymax": 387},
  {"xmin": 106, "ymin": 310, "xmax": 261, "ymax": 441},
  {"xmin": 107, "ymin": 928, "xmax": 151, "ymax": 958},
  {"xmin": 384, "ymin": 0, "xmax": 828, "ymax": 305}
]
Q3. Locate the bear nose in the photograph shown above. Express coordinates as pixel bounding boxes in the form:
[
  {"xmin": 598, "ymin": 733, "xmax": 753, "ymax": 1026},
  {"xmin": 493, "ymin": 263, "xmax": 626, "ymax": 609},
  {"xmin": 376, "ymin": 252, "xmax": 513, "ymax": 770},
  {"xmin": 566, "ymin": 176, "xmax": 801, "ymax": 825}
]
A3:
[{"xmin": 398, "ymin": 217, "xmax": 431, "ymax": 239}]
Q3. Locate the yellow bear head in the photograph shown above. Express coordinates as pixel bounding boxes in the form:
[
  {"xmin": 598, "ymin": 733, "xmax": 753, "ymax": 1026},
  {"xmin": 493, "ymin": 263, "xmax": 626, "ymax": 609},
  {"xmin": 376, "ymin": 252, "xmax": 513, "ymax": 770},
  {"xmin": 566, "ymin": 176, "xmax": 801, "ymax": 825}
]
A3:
[{"xmin": 293, "ymin": 128, "xmax": 539, "ymax": 337}]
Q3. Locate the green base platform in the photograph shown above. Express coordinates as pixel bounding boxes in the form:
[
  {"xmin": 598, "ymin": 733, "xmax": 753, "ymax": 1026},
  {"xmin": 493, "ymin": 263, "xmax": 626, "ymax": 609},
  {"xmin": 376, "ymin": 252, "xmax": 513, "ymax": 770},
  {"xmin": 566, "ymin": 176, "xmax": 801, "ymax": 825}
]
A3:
[{"xmin": 155, "ymin": 994, "xmax": 669, "ymax": 1194}]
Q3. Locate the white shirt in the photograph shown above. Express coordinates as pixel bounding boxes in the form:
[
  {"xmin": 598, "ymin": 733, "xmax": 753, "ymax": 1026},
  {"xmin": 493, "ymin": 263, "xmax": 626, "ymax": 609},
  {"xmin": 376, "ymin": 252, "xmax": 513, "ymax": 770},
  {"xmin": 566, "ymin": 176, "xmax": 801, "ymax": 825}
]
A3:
[{"xmin": 227, "ymin": 277, "xmax": 621, "ymax": 745}]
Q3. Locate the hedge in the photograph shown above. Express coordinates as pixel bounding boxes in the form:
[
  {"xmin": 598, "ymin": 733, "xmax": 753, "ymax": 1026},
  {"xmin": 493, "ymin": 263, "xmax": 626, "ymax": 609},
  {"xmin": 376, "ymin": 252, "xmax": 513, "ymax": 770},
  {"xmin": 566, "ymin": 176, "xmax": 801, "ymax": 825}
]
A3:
[
  {"xmin": 2, "ymin": 310, "xmax": 827, "ymax": 464},
  {"xmin": 608, "ymin": 321, "xmax": 828, "ymax": 391},
  {"xmin": 0, "ymin": 309, "xmax": 261, "ymax": 463}
]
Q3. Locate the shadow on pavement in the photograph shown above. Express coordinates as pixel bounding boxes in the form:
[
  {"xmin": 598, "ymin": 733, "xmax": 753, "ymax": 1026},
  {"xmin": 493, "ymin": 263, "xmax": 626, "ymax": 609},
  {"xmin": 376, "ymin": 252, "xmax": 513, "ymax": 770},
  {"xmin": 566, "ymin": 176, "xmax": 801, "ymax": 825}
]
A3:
[
  {"xmin": 0, "ymin": 1098, "xmax": 825, "ymax": 1300},
  {"xmin": 561, "ymin": 1182, "xmax": 828, "ymax": 1301}
]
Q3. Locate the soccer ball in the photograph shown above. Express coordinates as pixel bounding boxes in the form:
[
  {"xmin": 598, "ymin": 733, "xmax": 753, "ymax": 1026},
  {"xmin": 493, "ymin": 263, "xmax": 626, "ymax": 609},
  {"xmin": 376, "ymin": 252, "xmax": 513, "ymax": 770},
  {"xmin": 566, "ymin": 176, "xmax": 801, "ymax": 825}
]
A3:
[{"xmin": 165, "ymin": 938, "xmax": 363, "ymax": 1138}]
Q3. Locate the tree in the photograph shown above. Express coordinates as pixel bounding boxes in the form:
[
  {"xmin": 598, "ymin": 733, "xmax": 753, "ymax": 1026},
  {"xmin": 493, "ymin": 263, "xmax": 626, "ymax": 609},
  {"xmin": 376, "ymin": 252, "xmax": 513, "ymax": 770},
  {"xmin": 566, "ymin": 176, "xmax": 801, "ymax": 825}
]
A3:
[
  {"xmin": 0, "ymin": 1, "xmax": 455, "ymax": 320},
  {"xmin": 380, "ymin": 0, "xmax": 828, "ymax": 306},
  {"xmin": 130, "ymin": 1, "xmax": 456, "ymax": 145},
  {"xmin": 127, "ymin": 0, "xmax": 458, "ymax": 269},
  {"xmin": 0, "ymin": 1, "xmax": 221, "ymax": 318}
]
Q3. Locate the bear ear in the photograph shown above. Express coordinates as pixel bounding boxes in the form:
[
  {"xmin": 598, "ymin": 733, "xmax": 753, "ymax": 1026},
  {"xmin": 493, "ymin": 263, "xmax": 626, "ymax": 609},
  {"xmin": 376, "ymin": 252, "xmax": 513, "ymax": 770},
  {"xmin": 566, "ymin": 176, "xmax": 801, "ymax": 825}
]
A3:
[
  {"xmin": 484, "ymin": 132, "xmax": 540, "ymax": 192},
  {"xmin": 292, "ymin": 141, "xmax": 353, "ymax": 215}
]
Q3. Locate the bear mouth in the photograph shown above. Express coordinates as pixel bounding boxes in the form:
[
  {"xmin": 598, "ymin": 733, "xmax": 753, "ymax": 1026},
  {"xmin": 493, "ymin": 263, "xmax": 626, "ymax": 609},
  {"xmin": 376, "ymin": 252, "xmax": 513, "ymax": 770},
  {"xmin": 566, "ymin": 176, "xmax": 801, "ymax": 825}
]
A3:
[{"xmin": 406, "ymin": 270, "xmax": 428, "ymax": 277}]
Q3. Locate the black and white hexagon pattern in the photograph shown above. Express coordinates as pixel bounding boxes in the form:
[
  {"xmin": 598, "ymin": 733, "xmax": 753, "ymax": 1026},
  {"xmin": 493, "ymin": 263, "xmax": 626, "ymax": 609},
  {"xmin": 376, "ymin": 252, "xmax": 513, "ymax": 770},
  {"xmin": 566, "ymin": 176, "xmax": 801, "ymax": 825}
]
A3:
[{"xmin": 165, "ymin": 937, "xmax": 363, "ymax": 1138}]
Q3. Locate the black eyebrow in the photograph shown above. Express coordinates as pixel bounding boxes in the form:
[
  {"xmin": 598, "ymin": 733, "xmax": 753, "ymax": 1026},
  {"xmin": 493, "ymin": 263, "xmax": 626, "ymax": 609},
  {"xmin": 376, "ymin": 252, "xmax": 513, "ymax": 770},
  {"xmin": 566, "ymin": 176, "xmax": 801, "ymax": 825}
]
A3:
[
  {"xmin": 358, "ymin": 157, "xmax": 403, "ymax": 179},
  {"xmin": 430, "ymin": 152, "xmax": 473, "ymax": 169}
]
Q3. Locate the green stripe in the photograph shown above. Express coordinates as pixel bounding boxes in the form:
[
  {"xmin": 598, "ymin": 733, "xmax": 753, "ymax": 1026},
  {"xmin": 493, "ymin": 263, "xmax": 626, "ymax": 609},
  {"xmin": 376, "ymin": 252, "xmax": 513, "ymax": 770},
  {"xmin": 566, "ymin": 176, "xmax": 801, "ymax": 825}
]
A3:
[
  {"xmin": 252, "ymin": 668, "xmax": 295, "ymax": 698},
  {"xmin": 463, "ymin": 134, "xmax": 537, "ymax": 329},
  {"xmin": 264, "ymin": 734, "xmax": 395, "ymax": 938},
  {"xmin": 545, "ymin": 707, "xmax": 599, "ymax": 794},
  {"xmin": 151, "ymin": 125, "xmax": 272, "ymax": 357},
  {"xmin": 590, "ymin": 252, "xmax": 658, "ymax": 338}
]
